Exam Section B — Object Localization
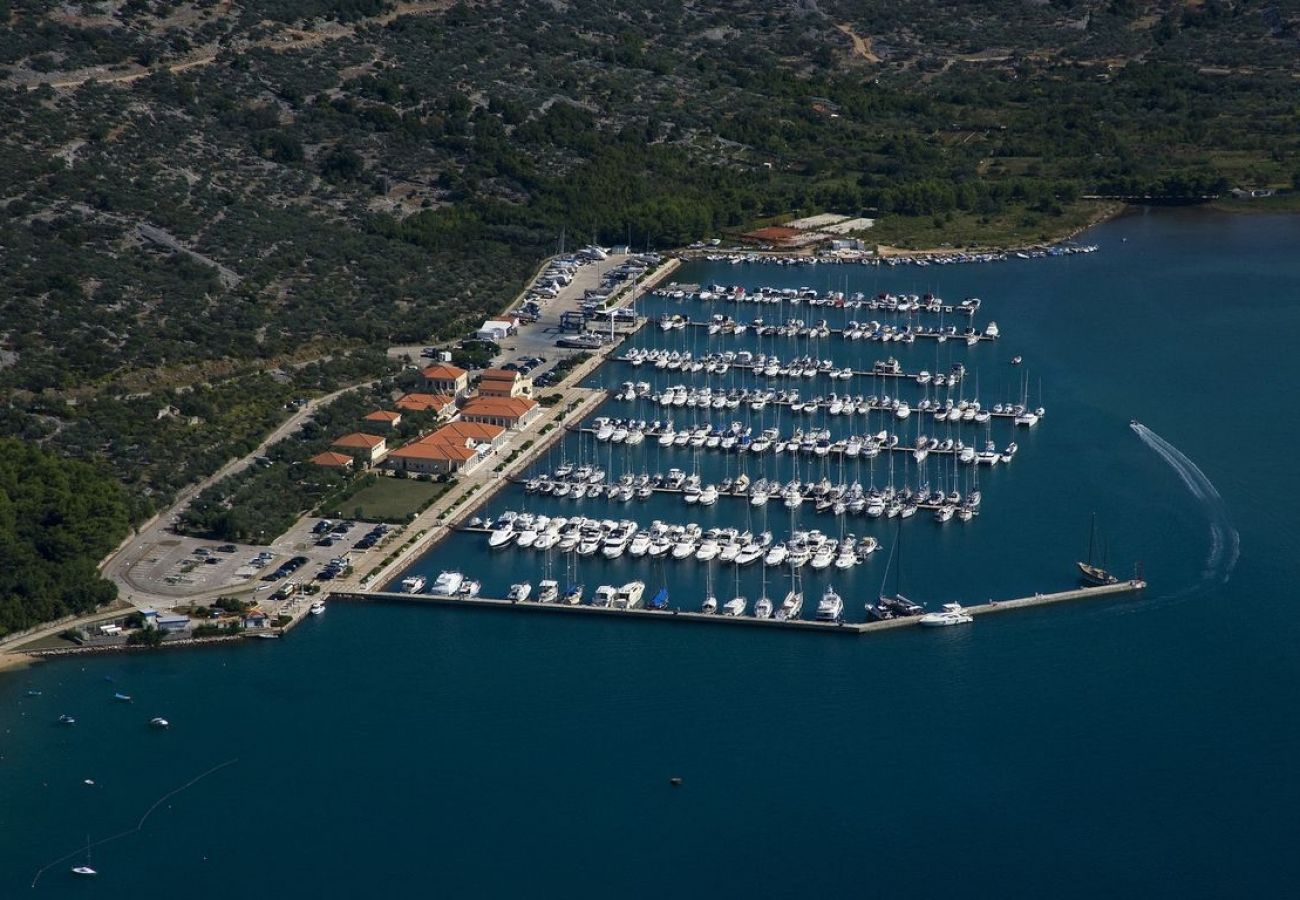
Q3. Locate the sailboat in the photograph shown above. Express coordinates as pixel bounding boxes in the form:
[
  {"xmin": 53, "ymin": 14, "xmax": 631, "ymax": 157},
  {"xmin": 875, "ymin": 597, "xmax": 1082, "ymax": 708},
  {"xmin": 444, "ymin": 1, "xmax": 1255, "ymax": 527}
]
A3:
[
  {"xmin": 774, "ymin": 562, "xmax": 802, "ymax": 621},
  {"xmin": 701, "ymin": 561, "xmax": 718, "ymax": 613},
  {"xmin": 868, "ymin": 519, "xmax": 924, "ymax": 620},
  {"xmin": 1077, "ymin": 513, "xmax": 1119, "ymax": 586},
  {"xmin": 71, "ymin": 835, "xmax": 97, "ymax": 876}
]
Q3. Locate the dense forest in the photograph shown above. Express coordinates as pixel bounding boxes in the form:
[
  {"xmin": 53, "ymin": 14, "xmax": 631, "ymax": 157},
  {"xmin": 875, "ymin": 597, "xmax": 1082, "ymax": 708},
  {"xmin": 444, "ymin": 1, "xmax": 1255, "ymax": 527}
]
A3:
[
  {"xmin": 0, "ymin": 439, "xmax": 130, "ymax": 635},
  {"xmin": 0, "ymin": 0, "xmax": 1296, "ymax": 626}
]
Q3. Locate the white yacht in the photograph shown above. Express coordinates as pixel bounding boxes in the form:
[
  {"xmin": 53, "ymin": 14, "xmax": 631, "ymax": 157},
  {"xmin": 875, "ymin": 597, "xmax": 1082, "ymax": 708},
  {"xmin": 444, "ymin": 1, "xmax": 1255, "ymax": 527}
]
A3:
[
  {"xmin": 487, "ymin": 523, "xmax": 517, "ymax": 549},
  {"xmin": 629, "ymin": 532, "xmax": 652, "ymax": 557},
  {"xmin": 763, "ymin": 544, "xmax": 789, "ymax": 566},
  {"xmin": 920, "ymin": 603, "xmax": 974, "ymax": 627},
  {"xmin": 613, "ymin": 581, "xmax": 646, "ymax": 610},
  {"xmin": 810, "ymin": 544, "xmax": 837, "ymax": 570},
  {"xmin": 537, "ymin": 580, "xmax": 559, "ymax": 603},
  {"xmin": 399, "ymin": 574, "xmax": 426, "ymax": 594},
  {"xmin": 429, "ymin": 571, "xmax": 463, "ymax": 596},
  {"xmin": 815, "ymin": 586, "xmax": 844, "ymax": 622},
  {"xmin": 506, "ymin": 583, "xmax": 532, "ymax": 602},
  {"xmin": 601, "ymin": 525, "xmax": 633, "ymax": 558}
]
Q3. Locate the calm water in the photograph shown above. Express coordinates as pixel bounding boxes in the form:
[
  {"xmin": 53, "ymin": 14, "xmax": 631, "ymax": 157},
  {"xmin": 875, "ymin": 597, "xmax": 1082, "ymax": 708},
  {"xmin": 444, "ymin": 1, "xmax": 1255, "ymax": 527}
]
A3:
[{"xmin": 3, "ymin": 209, "xmax": 1298, "ymax": 897}]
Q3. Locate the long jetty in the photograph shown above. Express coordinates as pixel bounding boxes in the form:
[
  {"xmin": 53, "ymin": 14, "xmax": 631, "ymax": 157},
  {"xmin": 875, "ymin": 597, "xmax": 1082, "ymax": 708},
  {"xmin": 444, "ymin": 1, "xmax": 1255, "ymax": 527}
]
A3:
[
  {"xmin": 329, "ymin": 580, "xmax": 1145, "ymax": 636},
  {"xmin": 616, "ymin": 354, "xmax": 965, "ymax": 384}
]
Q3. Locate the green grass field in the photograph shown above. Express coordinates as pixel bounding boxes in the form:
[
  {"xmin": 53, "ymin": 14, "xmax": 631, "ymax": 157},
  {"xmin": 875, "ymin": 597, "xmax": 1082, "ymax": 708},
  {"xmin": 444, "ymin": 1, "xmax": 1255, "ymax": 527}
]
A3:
[{"xmin": 339, "ymin": 477, "xmax": 446, "ymax": 523}]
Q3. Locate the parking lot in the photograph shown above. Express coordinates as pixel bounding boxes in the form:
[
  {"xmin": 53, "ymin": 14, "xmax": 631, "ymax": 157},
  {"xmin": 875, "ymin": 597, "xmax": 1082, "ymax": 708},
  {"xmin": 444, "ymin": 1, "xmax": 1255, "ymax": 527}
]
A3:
[{"xmin": 118, "ymin": 517, "xmax": 403, "ymax": 609}]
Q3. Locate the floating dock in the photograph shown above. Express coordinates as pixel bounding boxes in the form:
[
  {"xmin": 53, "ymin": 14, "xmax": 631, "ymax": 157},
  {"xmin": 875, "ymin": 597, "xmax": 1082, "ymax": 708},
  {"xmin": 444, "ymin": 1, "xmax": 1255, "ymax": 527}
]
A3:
[
  {"xmin": 329, "ymin": 580, "xmax": 1146, "ymax": 635},
  {"xmin": 616, "ymin": 353, "xmax": 964, "ymax": 384},
  {"xmin": 674, "ymin": 319, "xmax": 998, "ymax": 343}
]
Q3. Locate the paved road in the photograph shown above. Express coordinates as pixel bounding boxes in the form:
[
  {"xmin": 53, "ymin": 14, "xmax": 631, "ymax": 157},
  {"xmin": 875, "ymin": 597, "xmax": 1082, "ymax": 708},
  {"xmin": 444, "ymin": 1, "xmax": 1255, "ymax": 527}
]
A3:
[{"xmin": 100, "ymin": 378, "xmax": 381, "ymax": 610}]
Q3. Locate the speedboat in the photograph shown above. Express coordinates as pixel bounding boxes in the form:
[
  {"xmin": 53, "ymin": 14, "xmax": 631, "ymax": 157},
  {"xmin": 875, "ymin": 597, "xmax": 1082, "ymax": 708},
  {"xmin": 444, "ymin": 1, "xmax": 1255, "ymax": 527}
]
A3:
[
  {"xmin": 399, "ymin": 575, "xmax": 427, "ymax": 594},
  {"xmin": 613, "ymin": 581, "xmax": 646, "ymax": 610},
  {"xmin": 506, "ymin": 583, "xmax": 532, "ymax": 602},
  {"xmin": 919, "ymin": 603, "xmax": 974, "ymax": 627},
  {"xmin": 429, "ymin": 571, "xmax": 464, "ymax": 596},
  {"xmin": 815, "ymin": 586, "xmax": 844, "ymax": 622},
  {"xmin": 59, "ymin": 714, "xmax": 76, "ymax": 725},
  {"xmin": 487, "ymin": 523, "xmax": 517, "ymax": 549},
  {"xmin": 537, "ymin": 580, "xmax": 559, "ymax": 603},
  {"xmin": 149, "ymin": 716, "xmax": 169, "ymax": 728}
]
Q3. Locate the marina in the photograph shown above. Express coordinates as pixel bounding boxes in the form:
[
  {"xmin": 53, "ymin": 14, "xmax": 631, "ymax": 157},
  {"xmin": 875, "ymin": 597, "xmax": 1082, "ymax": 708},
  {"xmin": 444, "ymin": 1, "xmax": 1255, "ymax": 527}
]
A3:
[{"xmin": 378, "ymin": 252, "xmax": 1073, "ymax": 629}]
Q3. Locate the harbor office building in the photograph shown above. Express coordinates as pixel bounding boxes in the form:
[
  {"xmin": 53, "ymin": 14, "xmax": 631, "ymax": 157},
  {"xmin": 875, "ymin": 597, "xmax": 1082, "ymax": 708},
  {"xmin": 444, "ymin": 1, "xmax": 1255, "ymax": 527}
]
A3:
[
  {"xmin": 385, "ymin": 421, "xmax": 507, "ymax": 475},
  {"xmin": 420, "ymin": 363, "xmax": 469, "ymax": 399},
  {"xmin": 458, "ymin": 396, "xmax": 541, "ymax": 430}
]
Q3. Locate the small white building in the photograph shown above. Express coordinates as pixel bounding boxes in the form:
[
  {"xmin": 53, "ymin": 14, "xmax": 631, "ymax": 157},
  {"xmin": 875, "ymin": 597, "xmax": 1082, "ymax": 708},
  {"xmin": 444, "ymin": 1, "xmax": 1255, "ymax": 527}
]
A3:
[{"xmin": 476, "ymin": 319, "xmax": 517, "ymax": 342}]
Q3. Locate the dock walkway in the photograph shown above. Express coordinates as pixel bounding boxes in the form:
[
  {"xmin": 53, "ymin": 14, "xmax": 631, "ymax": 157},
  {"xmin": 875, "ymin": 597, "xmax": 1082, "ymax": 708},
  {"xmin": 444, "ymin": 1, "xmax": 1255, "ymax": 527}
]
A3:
[{"xmin": 330, "ymin": 580, "xmax": 1145, "ymax": 635}]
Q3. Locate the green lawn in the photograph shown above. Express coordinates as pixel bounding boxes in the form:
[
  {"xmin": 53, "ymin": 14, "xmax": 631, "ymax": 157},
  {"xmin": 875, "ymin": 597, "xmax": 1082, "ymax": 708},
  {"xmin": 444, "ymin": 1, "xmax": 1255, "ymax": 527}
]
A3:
[{"xmin": 337, "ymin": 477, "xmax": 447, "ymax": 523}]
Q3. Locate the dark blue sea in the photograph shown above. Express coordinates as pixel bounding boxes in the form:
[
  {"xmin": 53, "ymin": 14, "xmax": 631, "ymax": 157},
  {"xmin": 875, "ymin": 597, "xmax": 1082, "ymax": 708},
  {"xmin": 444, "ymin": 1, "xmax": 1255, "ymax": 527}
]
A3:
[{"xmin": 3, "ymin": 208, "xmax": 1298, "ymax": 897}]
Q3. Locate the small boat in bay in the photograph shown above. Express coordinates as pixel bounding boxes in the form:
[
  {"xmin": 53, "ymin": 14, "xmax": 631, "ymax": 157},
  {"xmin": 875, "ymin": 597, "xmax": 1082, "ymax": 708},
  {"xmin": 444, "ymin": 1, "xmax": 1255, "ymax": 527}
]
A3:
[
  {"xmin": 919, "ymin": 603, "xmax": 974, "ymax": 627},
  {"xmin": 1077, "ymin": 513, "xmax": 1119, "ymax": 586}
]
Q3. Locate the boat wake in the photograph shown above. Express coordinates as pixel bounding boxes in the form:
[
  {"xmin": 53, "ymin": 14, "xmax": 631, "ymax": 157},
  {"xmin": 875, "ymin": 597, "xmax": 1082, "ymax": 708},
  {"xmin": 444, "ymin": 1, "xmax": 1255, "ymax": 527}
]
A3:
[
  {"xmin": 1130, "ymin": 421, "xmax": 1239, "ymax": 582},
  {"xmin": 30, "ymin": 757, "xmax": 239, "ymax": 888}
]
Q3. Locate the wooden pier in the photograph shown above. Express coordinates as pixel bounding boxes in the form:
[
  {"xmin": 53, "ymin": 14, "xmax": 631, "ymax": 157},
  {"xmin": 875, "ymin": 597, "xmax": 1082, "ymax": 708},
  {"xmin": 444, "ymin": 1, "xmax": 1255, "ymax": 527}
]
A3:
[{"xmin": 328, "ymin": 580, "xmax": 1146, "ymax": 636}]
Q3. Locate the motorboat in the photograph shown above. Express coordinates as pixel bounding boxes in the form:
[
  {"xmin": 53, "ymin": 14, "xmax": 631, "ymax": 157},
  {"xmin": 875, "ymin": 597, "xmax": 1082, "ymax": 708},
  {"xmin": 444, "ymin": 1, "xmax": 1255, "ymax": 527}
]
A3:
[
  {"xmin": 309, "ymin": 600, "xmax": 326, "ymax": 615},
  {"xmin": 919, "ymin": 603, "xmax": 974, "ymax": 627},
  {"xmin": 815, "ymin": 586, "xmax": 844, "ymax": 622},
  {"xmin": 753, "ymin": 595, "xmax": 773, "ymax": 619},
  {"xmin": 722, "ymin": 596, "xmax": 747, "ymax": 616},
  {"xmin": 613, "ymin": 582, "xmax": 646, "ymax": 610},
  {"xmin": 701, "ymin": 594, "xmax": 717, "ymax": 614},
  {"xmin": 487, "ymin": 522, "xmax": 517, "ymax": 549},
  {"xmin": 399, "ymin": 575, "xmax": 427, "ymax": 594},
  {"xmin": 457, "ymin": 579, "xmax": 481, "ymax": 598},
  {"xmin": 537, "ymin": 580, "xmax": 559, "ymax": 603},
  {"xmin": 647, "ymin": 587, "xmax": 670, "ymax": 610},
  {"xmin": 149, "ymin": 717, "xmax": 169, "ymax": 728},
  {"xmin": 592, "ymin": 585, "xmax": 618, "ymax": 608},
  {"xmin": 429, "ymin": 571, "xmax": 464, "ymax": 596},
  {"xmin": 506, "ymin": 583, "xmax": 532, "ymax": 602}
]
